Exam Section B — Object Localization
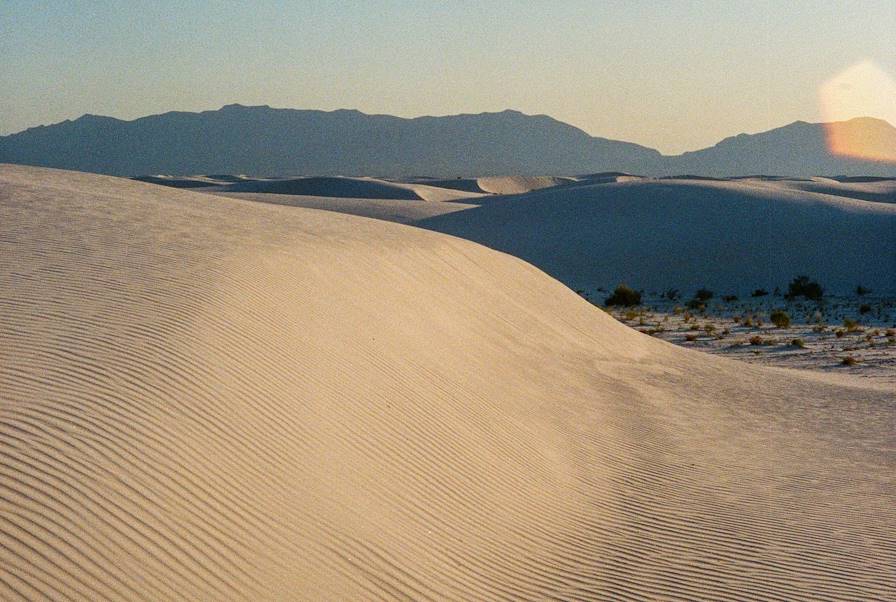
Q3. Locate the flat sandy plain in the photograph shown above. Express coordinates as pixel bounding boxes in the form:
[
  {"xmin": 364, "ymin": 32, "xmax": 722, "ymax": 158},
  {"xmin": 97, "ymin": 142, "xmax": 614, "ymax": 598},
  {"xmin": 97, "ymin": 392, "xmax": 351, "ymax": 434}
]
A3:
[{"xmin": 1, "ymin": 165, "xmax": 894, "ymax": 600}]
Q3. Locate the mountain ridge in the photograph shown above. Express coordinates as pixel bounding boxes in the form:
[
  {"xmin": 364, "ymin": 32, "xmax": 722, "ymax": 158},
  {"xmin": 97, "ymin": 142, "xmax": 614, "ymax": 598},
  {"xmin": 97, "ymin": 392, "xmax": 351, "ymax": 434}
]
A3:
[{"xmin": 1, "ymin": 105, "xmax": 894, "ymax": 177}]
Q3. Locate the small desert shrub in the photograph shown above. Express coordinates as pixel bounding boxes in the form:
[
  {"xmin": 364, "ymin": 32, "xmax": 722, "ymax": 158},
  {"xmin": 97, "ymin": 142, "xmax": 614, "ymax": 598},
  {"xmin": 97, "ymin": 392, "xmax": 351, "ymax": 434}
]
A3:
[
  {"xmin": 791, "ymin": 338, "xmax": 806, "ymax": 348},
  {"xmin": 673, "ymin": 305, "xmax": 684, "ymax": 315},
  {"xmin": 624, "ymin": 309, "xmax": 639, "ymax": 321},
  {"xmin": 786, "ymin": 276, "xmax": 823, "ymax": 301},
  {"xmin": 685, "ymin": 333, "xmax": 698, "ymax": 342},
  {"xmin": 722, "ymin": 294, "xmax": 738, "ymax": 302},
  {"xmin": 843, "ymin": 318, "xmax": 859, "ymax": 332},
  {"xmin": 686, "ymin": 298, "xmax": 706, "ymax": 311},
  {"xmin": 835, "ymin": 329, "xmax": 846, "ymax": 338},
  {"xmin": 859, "ymin": 304, "xmax": 871, "ymax": 315},
  {"xmin": 605, "ymin": 284, "xmax": 641, "ymax": 307},
  {"xmin": 770, "ymin": 309, "xmax": 791, "ymax": 329},
  {"xmin": 742, "ymin": 316, "xmax": 754, "ymax": 328},
  {"xmin": 733, "ymin": 315, "xmax": 742, "ymax": 324},
  {"xmin": 886, "ymin": 329, "xmax": 896, "ymax": 337},
  {"xmin": 704, "ymin": 324, "xmax": 716, "ymax": 334},
  {"xmin": 841, "ymin": 356, "xmax": 859, "ymax": 366},
  {"xmin": 856, "ymin": 285, "xmax": 871, "ymax": 296},
  {"xmin": 751, "ymin": 289, "xmax": 769, "ymax": 297},
  {"xmin": 749, "ymin": 335, "xmax": 764, "ymax": 346},
  {"xmin": 812, "ymin": 323, "xmax": 826, "ymax": 333},
  {"xmin": 695, "ymin": 288, "xmax": 714, "ymax": 301}
]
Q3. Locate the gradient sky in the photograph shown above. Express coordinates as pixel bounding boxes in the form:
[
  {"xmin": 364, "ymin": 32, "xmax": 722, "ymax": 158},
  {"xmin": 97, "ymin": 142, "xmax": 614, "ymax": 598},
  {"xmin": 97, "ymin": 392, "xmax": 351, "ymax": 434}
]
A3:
[{"xmin": 2, "ymin": 1, "xmax": 894, "ymax": 153}]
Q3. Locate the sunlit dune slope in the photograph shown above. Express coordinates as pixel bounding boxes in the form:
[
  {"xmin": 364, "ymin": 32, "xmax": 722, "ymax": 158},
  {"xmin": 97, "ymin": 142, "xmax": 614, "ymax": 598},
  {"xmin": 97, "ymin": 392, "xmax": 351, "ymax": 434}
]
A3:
[{"xmin": 1, "ymin": 165, "xmax": 894, "ymax": 600}]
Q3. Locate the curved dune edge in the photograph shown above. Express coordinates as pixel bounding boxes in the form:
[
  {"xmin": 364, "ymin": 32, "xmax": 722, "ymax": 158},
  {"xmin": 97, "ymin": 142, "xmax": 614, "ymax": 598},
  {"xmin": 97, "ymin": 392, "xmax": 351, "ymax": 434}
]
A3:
[{"xmin": 1, "ymin": 165, "xmax": 894, "ymax": 600}]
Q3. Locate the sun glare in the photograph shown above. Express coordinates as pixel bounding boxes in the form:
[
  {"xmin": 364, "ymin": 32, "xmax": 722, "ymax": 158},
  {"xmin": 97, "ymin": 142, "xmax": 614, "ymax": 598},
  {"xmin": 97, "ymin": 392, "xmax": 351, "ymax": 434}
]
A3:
[{"xmin": 819, "ymin": 60, "xmax": 896, "ymax": 162}]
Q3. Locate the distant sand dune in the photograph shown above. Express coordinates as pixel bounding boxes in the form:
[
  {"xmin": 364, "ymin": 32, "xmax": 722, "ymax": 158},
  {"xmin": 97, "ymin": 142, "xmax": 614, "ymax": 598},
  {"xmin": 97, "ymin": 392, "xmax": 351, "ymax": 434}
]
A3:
[
  {"xmin": 210, "ymin": 191, "xmax": 477, "ymax": 223},
  {"xmin": 420, "ymin": 178, "xmax": 896, "ymax": 295},
  {"xmin": 476, "ymin": 175, "xmax": 575, "ymax": 195},
  {"xmin": 738, "ymin": 175, "xmax": 896, "ymax": 204},
  {"xmin": 223, "ymin": 176, "xmax": 425, "ymax": 200},
  {"xmin": 132, "ymin": 175, "xmax": 224, "ymax": 188},
  {"xmin": 1, "ymin": 165, "xmax": 894, "ymax": 600}
]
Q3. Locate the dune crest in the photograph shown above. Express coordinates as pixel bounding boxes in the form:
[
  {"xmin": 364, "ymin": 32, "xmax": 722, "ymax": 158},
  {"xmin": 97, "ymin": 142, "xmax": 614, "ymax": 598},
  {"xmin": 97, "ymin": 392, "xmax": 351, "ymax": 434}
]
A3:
[{"xmin": 1, "ymin": 166, "xmax": 894, "ymax": 600}]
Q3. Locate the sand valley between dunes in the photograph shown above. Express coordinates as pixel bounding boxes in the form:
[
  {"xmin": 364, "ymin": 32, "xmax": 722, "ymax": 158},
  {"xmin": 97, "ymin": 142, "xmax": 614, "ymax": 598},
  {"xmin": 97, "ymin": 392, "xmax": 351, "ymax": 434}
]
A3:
[{"xmin": 1, "ymin": 165, "xmax": 895, "ymax": 600}]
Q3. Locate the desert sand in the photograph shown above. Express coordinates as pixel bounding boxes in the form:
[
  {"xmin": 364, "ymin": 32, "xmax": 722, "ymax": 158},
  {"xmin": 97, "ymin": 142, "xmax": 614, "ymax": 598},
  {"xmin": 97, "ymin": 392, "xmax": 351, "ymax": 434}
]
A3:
[
  {"xmin": 1, "ymin": 165, "xmax": 894, "ymax": 600},
  {"xmin": 210, "ymin": 174, "xmax": 896, "ymax": 296}
]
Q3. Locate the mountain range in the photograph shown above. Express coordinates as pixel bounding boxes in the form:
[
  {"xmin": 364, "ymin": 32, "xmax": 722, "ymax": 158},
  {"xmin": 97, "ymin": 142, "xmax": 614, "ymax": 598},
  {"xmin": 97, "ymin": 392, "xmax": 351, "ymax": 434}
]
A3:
[{"xmin": 1, "ymin": 104, "xmax": 894, "ymax": 177}]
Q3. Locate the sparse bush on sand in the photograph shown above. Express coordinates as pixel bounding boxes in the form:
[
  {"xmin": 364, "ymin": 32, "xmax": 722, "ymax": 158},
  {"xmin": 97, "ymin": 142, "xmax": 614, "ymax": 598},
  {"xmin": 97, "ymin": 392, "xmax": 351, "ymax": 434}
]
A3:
[
  {"xmin": 770, "ymin": 309, "xmax": 791, "ymax": 329},
  {"xmin": 859, "ymin": 304, "xmax": 871, "ymax": 315},
  {"xmin": 751, "ymin": 289, "xmax": 769, "ymax": 297},
  {"xmin": 749, "ymin": 335, "xmax": 764, "ymax": 346},
  {"xmin": 841, "ymin": 356, "xmax": 859, "ymax": 366},
  {"xmin": 695, "ymin": 288, "xmax": 714, "ymax": 301},
  {"xmin": 791, "ymin": 338, "xmax": 806, "ymax": 348},
  {"xmin": 605, "ymin": 284, "xmax": 641, "ymax": 307},
  {"xmin": 686, "ymin": 298, "xmax": 706, "ymax": 311},
  {"xmin": 685, "ymin": 333, "xmax": 698, "ymax": 342},
  {"xmin": 786, "ymin": 276, "xmax": 823, "ymax": 301},
  {"xmin": 843, "ymin": 318, "xmax": 859, "ymax": 332}
]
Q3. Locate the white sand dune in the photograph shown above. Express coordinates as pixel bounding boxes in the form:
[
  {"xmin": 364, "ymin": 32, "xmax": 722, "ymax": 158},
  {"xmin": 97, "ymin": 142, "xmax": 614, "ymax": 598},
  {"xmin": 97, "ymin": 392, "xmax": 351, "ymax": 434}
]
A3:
[
  {"xmin": 406, "ymin": 175, "xmax": 577, "ymax": 196},
  {"xmin": 737, "ymin": 176, "xmax": 896, "ymax": 204},
  {"xmin": 209, "ymin": 191, "xmax": 476, "ymax": 224},
  {"xmin": 205, "ymin": 176, "xmax": 481, "ymax": 203},
  {"xmin": 1, "ymin": 165, "xmax": 894, "ymax": 600},
  {"xmin": 420, "ymin": 178, "xmax": 896, "ymax": 295},
  {"xmin": 476, "ymin": 175, "xmax": 575, "ymax": 195},
  {"xmin": 132, "ymin": 175, "xmax": 226, "ymax": 188},
  {"xmin": 221, "ymin": 176, "xmax": 426, "ymax": 200}
]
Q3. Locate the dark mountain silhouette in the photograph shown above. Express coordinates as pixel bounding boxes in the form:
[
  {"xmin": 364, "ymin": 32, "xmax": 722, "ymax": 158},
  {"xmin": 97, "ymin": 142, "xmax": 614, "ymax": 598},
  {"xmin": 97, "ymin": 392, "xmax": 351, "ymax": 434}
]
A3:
[
  {"xmin": 0, "ymin": 105, "xmax": 894, "ymax": 177},
  {"xmin": 0, "ymin": 105, "xmax": 659, "ymax": 177},
  {"xmin": 660, "ymin": 117, "xmax": 896, "ymax": 177}
]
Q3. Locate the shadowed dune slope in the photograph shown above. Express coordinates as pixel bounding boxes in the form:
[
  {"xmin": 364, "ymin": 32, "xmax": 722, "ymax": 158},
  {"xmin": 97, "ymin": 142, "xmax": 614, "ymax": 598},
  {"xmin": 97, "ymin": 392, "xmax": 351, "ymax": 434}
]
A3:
[
  {"xmin": 420, "ymin": 178, "xmax": 896, "ymax": 295},
  {"xmin": 214, "ymin": 176, "xmax": 482, "ymax": 203},
  {"xmin": 222, "ymin": 176, "xmax": 425, "ymax": 200},
  {"xmin": 1, "ymin": 165, "xmax": 894, "ymax": 600}
]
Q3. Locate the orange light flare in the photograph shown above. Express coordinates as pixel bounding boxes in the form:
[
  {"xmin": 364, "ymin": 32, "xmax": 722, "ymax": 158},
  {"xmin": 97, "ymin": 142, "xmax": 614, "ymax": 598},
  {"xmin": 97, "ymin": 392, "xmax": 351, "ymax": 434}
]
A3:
[{"xmin": 818, "ymin": 60, "xmax": 896, "ymax": 163}]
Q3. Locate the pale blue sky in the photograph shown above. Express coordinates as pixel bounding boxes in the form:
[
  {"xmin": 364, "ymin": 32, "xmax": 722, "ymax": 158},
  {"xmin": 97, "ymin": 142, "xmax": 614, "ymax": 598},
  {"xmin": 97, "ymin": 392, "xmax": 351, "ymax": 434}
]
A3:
[{"xmin": 2, "ymin": 1, "xmax": 894, "ymax": 152}]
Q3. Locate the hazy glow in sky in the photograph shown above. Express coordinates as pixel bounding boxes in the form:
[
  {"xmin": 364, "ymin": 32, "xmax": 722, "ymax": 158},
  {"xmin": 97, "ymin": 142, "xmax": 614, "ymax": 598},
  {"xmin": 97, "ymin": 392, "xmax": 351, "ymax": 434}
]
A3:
[{"xmin": 2, "ymin": 1, "xmax": 894, "ymax": 153}]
